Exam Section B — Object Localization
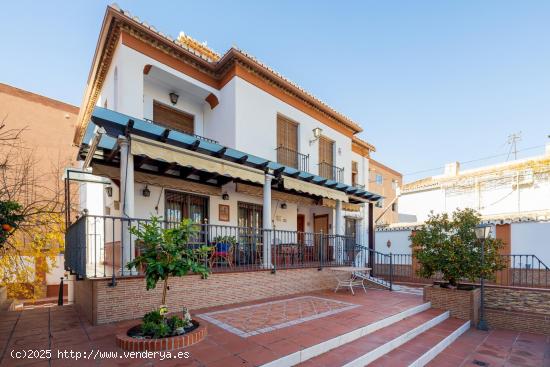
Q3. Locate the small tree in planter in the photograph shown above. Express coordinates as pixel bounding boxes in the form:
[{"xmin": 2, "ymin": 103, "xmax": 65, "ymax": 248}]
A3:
[
  {"xmin": 411, "ymin": 208, "xmax": 505, "ymax": 287},
  {"xmin": 126, "ymin": 216, "xmax": 211, "ymax": 338}
]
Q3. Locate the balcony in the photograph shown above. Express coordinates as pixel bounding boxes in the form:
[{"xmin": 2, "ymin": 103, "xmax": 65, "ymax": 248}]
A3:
[
  {"xmin": 319, "ymin": 162, "xmax": 344, "ymax": 183},
  {"xmin": 276, "ymin": 146, "xmax": 310, "ymax": 172}
]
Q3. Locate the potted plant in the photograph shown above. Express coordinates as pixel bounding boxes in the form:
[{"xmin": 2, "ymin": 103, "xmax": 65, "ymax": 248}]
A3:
[
  {"xmin": 124, "ymin": 216, "xmax": 211, "ymax": 340},
  {"xmin": 411, "ymin": 208, "xmax": 505, "ymax": 288},
  {"xmin": 412, "ymin": 209, "xmax": 505, "ymax": 324}
]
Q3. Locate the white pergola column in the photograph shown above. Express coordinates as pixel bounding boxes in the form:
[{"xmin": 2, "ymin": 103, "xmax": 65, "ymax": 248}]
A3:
[
  {"xmin": 119, "ymin": 136, "xmax": 136, "ymax": 275},
  {"xmin": 262, "ymin": 174, "xmax": 273, "ymax": 268},
  {"xmin": 335, "ymin": 199, "xmax": 344, "ymax": 262}
]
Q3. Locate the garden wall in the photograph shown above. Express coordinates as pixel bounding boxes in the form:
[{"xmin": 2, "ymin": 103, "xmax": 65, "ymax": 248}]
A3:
[
  {"xmin": 75, "ymin": 268, "xmax": 339, "ymax": 325},
  {"xmin": 485, "ymin": 286, "xmax": 550, "ymax": 335}
]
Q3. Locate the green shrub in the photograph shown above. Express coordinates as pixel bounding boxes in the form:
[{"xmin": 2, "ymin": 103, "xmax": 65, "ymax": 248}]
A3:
[{"xmin": 411, "ymin": 208, "xmax": 505, "ymax": 286}]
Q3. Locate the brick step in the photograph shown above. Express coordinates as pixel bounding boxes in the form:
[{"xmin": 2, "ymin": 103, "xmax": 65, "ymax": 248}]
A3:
[
  {"xmin": 369, "ymin": 318, "xmax": 470, "ymax": 366},
  {"xmin": 295, "ymin": 309, "xmax": 461, "ymax": 367},
  {"xmin": 261, "ymin": 302, "xmax": 432, "ymax": 367}
]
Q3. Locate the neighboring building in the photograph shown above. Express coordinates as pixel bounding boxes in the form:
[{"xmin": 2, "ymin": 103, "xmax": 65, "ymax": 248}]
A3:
[
  {"xmin": 65, "ymin": 5, "xmax": 384, "ymax": 323},
  {"xmin": 0, "ymin": 83, "xmax": 79, "ymax": 298},
  {"xmin": 368, "ymin": 158, "xmax": 402, "ymax": 226},
  {"xmin": 376, "ymin": 143, "xmax": 550, "ymax": 265},
  {"xmin": 399, "ymin": 143, "xmax": 550, "ymax": 223}
]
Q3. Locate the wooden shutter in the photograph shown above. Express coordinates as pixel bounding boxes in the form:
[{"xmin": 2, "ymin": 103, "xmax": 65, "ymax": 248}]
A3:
[
  {"xmin": 351, "ymin": 161, "xmax": 358, "ymax": 186},
  {"xmin": 277, "ymin": 115, "xmax": 298, "ymax": 167},
  {"xmin": 153, "ymin": 101, "xmax": 194, "ymax": 135},
  {"xmin": 277, "ymin": 116, "xmax": 298, "ymax": 150},
  {"xmin": 319, "ymin": 136, "xmax": 334, "ymax": 165}
]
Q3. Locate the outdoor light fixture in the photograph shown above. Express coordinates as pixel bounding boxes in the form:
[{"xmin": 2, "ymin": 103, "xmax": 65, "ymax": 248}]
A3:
[
  {"xmin": 309, "ymin": 127, "xmax": 323, "ymax": 143},
  {"xmin": 222, "ymin": 193, "xmax": 229, "ymax": 200},
  {"xmin": 281, "ymin": 203, "xmax": 287, "ymax": 209},
  {"xmin": 475, "ymin": 225, "xmax": 491, "ymax": 240},
  {"xmin": 105, "ymin": 186, "xmax": 113, "ymax": 197},
  {"xmin": 142, "ymin": 185, "xmax": 151, "ymax": 197},
  {"xmin": 475, "ymin": 224, "xmax": 492, "ymax": 331},
  {"xmin": 386, "ymin": 240, "xmax": 392, "ymax": 249},
  {"xmin": 169, "ymin": 92, "xmax": 179, "ymax": 105}
]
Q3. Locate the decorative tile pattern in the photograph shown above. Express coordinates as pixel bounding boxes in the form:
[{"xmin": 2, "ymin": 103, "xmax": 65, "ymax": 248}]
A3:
[{"xmin": 197, "ymin": 296, "xmax": 359, "ymax": 337}]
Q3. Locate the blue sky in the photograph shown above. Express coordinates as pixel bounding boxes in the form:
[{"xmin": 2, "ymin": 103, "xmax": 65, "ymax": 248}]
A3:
[{"xmin": 1, "ymin": 1, "xmax": 549, "ymax": 182}]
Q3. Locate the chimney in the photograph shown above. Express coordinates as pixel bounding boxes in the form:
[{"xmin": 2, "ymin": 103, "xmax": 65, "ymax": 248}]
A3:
[{"xmin": 444, "ymin": 161, "xmax": 460, "ymax": 177}]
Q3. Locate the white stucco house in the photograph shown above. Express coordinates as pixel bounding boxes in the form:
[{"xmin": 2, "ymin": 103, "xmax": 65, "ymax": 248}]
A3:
[{"xmin": 64, "ymin": 4, "xmax": 384, "ymax": 282}]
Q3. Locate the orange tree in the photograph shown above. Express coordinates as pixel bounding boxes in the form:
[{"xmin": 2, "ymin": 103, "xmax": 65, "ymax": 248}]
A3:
[
  {"xmin": 126, "ymin": 216, "xmax": 211, "ymax": 309},
  {"xmin": 411, "ymin": 208, "xmax": 505, "ymax": 286}
]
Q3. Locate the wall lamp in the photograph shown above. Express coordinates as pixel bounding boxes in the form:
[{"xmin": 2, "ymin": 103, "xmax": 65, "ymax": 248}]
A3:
[
  {"xmin": 105, "ymin": 186, "xmax": 113, "ymax": 197},
  {"xmin": 169, "ymin": 92, "xmax": 179, "ymax": 105},
  {"xmin": 222, "ymin": 193, "xmax": 230, "ymax": 200},
  {"xmin": 281, "ymin": 203, "xmax": 287, "ymax": 209},
  {"xmin": 142, "ymin": 185, "xmax": 151, "ymax": 197},
  {"xmin": 309, "ymin": 127, "xmax": 323, "ymax": 144}
]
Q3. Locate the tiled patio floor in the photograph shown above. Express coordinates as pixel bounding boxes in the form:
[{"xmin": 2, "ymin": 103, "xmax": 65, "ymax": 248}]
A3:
[
  {"xmin": 197, "ymin": 295, "xmax": 359, "ymax": 337},
  {"xmin": 0, "ymin": 289, "xmax": 423, "ymax": 366},
  {"xmin": 428, "ymin": 328, "xmax": 550, "ymax": 367},
  {"xmin": 1, "ymin": 289, "xmax": 547, "ymax": 366}
]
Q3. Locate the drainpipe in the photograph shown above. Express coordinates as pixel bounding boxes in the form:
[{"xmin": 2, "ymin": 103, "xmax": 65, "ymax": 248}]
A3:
[
  {"xmin": 263, "ymin": 173, "xmax": 273, "ymax": 269},
  {"xmin": 119, "ymin": 135, "xmax": 136, "ymax": 275}
]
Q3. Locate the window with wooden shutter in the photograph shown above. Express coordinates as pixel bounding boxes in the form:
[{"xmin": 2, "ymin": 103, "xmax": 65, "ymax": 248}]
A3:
[
  {"xmin": 351, "ymin": 161, "xmax": 358, "ymax": 186},
  {"xmin": 153, "ymin": 100, "xmax": 194, "ymax": 135},
  {"xmin": 318, "ymin": 136, "xmax": 334, "ymax": 179},
  {"xmin": 276, "ymin": 115, "xmax": 298, "ymax": 168}
]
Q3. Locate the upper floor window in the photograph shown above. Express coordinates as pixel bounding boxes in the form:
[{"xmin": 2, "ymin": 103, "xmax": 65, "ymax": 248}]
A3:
[
  {"xmin": 351, "ymin": 161, "xmax": 358, "ymax": 186},
  {"xmin": 319, "ymin": 136, "xmax": 337, "ymax": 180},
  {"xmin": 153, "ymin": 100, "xmax": 194, "ymax": 135},
  {"xmin": 375, "ymin": 174, "xmax": 383, "ymax": 185},
  {"xmin": 276, "ymin": 115, "xmax": 299, "ymax": 168}
]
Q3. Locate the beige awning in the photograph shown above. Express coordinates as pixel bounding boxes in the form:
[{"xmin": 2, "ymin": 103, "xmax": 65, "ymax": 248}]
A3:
[
  {"xmin": 130, "ymin": 134, "xmax": 265, "ymax": 184},
  {"xmin": 92, "ymin": 163, "xmax": 222, "ymax": 196},
  {"xmin": 283, "ymin": 176, "xmax": 348, "ymax": 202}
]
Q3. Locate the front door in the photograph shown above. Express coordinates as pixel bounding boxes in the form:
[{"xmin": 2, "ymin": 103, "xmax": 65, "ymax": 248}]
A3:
[
  {"xmin": 297, "ymin": 214, "xmax": 305, "ymax": 244},
  {"xmin": 314, "ymin": 215, "xmax": 329, "ymax": 262}
]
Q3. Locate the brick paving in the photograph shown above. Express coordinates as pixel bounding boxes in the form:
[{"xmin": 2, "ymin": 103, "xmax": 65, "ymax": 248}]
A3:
[
  {"xmin": 2, "ymin": 288, "xmax": 547, "ymax": 366},
  {"xmin": 428, "ymin": 328, "xmax": 550, "ymax": 367},
  {"xmin": 197, "ymin": 295, "xmax": 359, "ymax": 337},
  {"xmin": 0, "ymin": 289, "xmax": 423, "ymax": 366}
]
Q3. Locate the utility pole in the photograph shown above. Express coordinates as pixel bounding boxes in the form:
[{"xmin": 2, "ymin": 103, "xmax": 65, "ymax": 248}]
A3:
[{"xmin": 506, "ymin": 132, "xmax": 522, "ymax": 161}]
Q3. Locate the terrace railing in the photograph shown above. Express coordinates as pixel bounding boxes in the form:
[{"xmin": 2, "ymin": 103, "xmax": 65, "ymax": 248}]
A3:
[
  {"xmin": 275, "ymin": 146, "xmax": 310, "ymax": 172},
  {"xmin": 373, "ymin": 253, "xmax": 550, "ymax": 289},
  {"xmin": 64, "ymin": 215, "xmax": 358, "ymax": 281}
]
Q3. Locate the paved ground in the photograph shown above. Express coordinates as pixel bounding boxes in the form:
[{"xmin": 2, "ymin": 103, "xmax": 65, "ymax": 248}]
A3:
[
  {"xmin": 1, "ymin": 289, "xmax": 548, "ymax": 367},
  {"xmin": 0, "ymin": 289, "xmax": 423, "ymax": 366},
  {"xmin": 428, "ymin": 328, "xmax": 550, "ymax": 367}
]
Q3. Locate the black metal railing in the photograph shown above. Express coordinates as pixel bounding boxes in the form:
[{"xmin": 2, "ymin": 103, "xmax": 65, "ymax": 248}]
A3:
[
  {"xmin": 64, "ymin": 215, "xmax": 358, "ymax": 281},
  {"xmin": 372, "ymin": 253, "xmax": 550, "ymax": 289},
  {"xmin": 319, "ymin": 162, "xmax": 344, "ymax": 183},
  {"xmin": 275, "ymin": 146, "xmax": 309, "ymax": 172}
]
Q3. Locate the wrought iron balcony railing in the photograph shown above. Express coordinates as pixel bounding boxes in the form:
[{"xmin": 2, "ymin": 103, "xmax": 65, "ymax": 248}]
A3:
[
  {"xmin": 319, "ymin": 162, "xmax": 344, "ymax": 183},
  {"xmin": 275, "ymin": 146, "xmax": 310, "ymax": 172}
]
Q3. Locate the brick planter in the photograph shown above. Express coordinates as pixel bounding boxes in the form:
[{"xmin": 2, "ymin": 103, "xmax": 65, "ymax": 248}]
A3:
[
  {"xmin": 423, "ymin": 285, "xmax": 480, "ymax": 326},
  {"xmin": 116, "ymin": 321, "xmax": 207, "ymax": 351}
]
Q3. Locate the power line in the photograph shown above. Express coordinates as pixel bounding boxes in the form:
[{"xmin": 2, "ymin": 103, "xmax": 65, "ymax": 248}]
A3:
[{"xmin": 403, "ymin": 144, "xmax": 545, "ymax": 178}]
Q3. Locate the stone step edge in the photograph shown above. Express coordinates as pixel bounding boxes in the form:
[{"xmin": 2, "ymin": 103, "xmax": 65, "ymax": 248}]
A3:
[
  {"xmin": 260, "ymin": 302, "xmax": 432, "ymax": 367},
  {"xmin": 407, "ymin": 320, "xmax": 470, "ymax": 367},
  {"xmin": 341, "ymin": 310, "xmax": 450, "ymax": 367}
]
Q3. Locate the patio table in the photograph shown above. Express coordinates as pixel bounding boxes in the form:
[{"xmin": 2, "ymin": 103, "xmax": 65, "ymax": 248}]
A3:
[{"xmin": 328, "ymin": 267, "xmax": 371, "ymax": 295}]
